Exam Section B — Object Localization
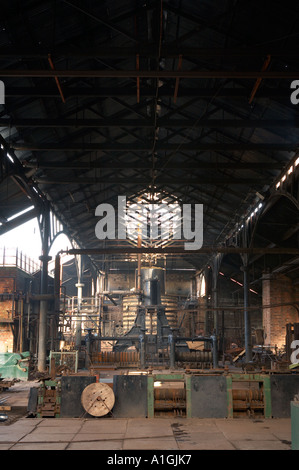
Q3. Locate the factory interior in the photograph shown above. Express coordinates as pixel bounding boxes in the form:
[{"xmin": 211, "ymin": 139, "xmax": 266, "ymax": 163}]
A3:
[{"xmin": 0, "ymin": 0, "xmax": 299, "ymax": 452}]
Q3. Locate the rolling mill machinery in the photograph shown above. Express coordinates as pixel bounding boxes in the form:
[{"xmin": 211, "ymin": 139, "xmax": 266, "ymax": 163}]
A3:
[
  {"xmin": 30, "ymin": 258, "xmax": 299, "ymax": 421},
  {"xmin": 85, "ymin": 266, "xmax": 218, "ymax": 370}
]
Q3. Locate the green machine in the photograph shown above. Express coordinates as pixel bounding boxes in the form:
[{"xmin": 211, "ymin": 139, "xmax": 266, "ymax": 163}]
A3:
[{"xmin": 0, "ymin": 351, "xmax": 30, "ymax": 380}]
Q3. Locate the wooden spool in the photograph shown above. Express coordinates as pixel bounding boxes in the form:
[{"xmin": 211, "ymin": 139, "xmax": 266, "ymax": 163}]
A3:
[{"xmin": 81, "ymin": 382, "xmax": 115, "ymax": 417}]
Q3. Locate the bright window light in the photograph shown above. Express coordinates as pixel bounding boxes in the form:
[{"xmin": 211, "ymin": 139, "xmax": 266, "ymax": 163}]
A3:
[{"xmin": 7, "ymin": 205, "xmax": 35, "ymax": 222}]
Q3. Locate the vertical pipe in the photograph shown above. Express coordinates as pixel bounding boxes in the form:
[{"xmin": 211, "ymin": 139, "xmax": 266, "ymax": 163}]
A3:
[
  {"xmin": 211, "ymin": 334, "xmax": 218, "ymax": 369},
  {"xmin": 37, "ymin": 207, "xmax": 51, "ymax": 372},
  {"xmin": 212, "ymin": 287, "xmax": 218, "ymax": 334},
  {"xmin": 169, "ymin": 333, "xmax": 175, "ymax": 369},
  {"xmin": 140, "ymin": 331, "xmax": 145, "ymax": 368},
  {"xmin": 54, "ymin": 253, "xmax": 61, "ymax": 325},
  {"xmin": 137, "ymin": 232, "xmax": 142, "ymax": 291},
  {"xmin": 243, "ymin": 266, "xmax": 252, "ymax": 362},
  {"xmin": 222, "ymin": 309, "xmax": 225, "ymax": 364},
  {"xmin": 75, "ymin": 254, "xmax": 84, "ymax": 348},
  {"xmin": 19, "ymin": 299, "xmax": 23, "ymax": 352}
]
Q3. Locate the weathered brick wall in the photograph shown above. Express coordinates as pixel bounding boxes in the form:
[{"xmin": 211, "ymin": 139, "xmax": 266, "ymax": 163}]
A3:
[
  {"xmin": 0, "ymin": 279, "xmax": 14, "ymax": 321},
  {"xmin": 0, "ymin": 267, "xmax": 33, "ymax": 353},
  {"xmin": 262, "ymin": 273, "xmax": 298, "ymax": 349},
  {"xmin": 0, "ymin": 270, "xmax": 15, "ymax": 352},
  {"xmin": 0, "ymin": 324, "xmax": 13, "ymax": 352}
]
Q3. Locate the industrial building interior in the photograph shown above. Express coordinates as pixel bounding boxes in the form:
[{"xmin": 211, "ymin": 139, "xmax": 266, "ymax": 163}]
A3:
[{"xmin": 0, "ymin": 0, "xmax": 299, "ymax": 452}]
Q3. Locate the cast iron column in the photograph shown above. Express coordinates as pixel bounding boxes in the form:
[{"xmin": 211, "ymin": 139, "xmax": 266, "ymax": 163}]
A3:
[
  {"xmin": 242, "ymin": 265, "xmax": 252, "ymax": 362},
  {"xmin": 37, "ymin": 206, "xmax": 52, "ymax": 372},
  {"xmin": 75, "ymin": 254, "xmax": 84, "ymax": 348}
]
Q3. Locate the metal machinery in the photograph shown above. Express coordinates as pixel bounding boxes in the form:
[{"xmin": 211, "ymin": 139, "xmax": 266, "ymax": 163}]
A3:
[
  {"xmin": 121, "ymin": 267, "xmax": 177, "ymax": 334},
  {"xmin": 113, "ymin": 268, "xmax": 179, "ymax": 362},
  {"xmin": 26, "ymin": 369, "xmax": 299, "ymax": 420},
  {"xmin": 82, "ymin": 267, "xmax": 219, "ymax": 370},
  {"xmin": 36, "ymin": 379, "xmax": 61, "ymax": 418},
  {"xmin": 0, "ymin": 351, "xmax": 30, "ymax": 381},
  {"xmin": 109, "ymin": 267, "xmax": 217, "ymax": 369}
]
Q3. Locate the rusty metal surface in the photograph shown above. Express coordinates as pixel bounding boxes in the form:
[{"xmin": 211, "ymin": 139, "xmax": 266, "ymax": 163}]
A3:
[
  {"xmin": 112, "ymin": 375, "xmax": 148, "ymax": 418},
  {"xmin": 91, "ymin": 351, "xmax": 140, "ymax": 368},
  {"xmin": 60, "ymin": 376, "xmax": 96, "ymax": 418},
  {"xmin": 232, "ymin": 389, "xmax": 264, "ymax": 414},
  {"xmin": 191, "ymin": 376, "xmax": 227, "ymax": 418},
  {"xmin": 154, "ymin": 386, "xmax": 186, "ymax": 416},
  {"xmin": 271, "ymin": 374, "xmax": 299, "ymax": 418}
]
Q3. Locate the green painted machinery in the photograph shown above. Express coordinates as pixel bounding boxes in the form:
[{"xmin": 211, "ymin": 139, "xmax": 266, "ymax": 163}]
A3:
[{"xmin": 0, "ymin": 351, "xmax": 30, "ymax": 380}]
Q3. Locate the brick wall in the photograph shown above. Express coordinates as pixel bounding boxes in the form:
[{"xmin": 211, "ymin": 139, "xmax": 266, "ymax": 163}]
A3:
[
  {"xmin": 0, "ymin": 267, "xmax": 33, "ymax": 353},
  {"xmin": 262, "ymin": 272, "xmax": 298, "ymax": 349},
  {"xmin": 0, "ymin": 324, "xmax": 13, "ymax": 352}
]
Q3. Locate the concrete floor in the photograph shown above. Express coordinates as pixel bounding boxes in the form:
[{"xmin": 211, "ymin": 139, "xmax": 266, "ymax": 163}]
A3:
[
  {"xmin": 0, "ymin": 415, "xmax": 292, "ymax": 450},
  {"xmin": 0, "ymin": 380, "xmax": 293, "ymax": 450}
]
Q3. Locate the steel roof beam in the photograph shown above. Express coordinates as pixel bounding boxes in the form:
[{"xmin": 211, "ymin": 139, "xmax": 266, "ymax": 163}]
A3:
[
  {"xmin": 24, "ymin": 161, "xmax": 283, "ymax": 170},
  {"xmin": 64, "ymin": 247, "xmax": 299, "ymax": 256},
  {"xmin": 3, "ymin": 118, "xmax": 299, "ymax": 128},
  {"xmin": 4, "ymin": 86, "xmax": 292, "ymax": 98},
  {"xmin": 34, "ymin": 176, "xmax": 269, "ymax": 185},
  {"xmin": 1, "ymin": 46, "xmax": 299, "ymax": 59},
  {"xmin": 1, "ymin": 69, "xmax": 299, "ymax": 79},
  {"xmin": 12, "ymin": 142, "xmax": 299, "ymax": 152}
]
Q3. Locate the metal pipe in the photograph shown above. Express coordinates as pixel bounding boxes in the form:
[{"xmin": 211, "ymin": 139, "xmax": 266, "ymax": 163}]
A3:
[
  {"xmin": 139, "ymin": 332, "xmax": 145, "ymax": 369},
  {"xmin": 37, "ymin": 208, "xmax": 51, "ymax": 372},
  {"xmin": 29, "ymin": 294, "xmax": 55, "ymax": 301},
  {"xmin": 64, "ymin": 247, "xmax": 299, "ymax": 255},
  {"xmin": 169, "ymin": 334, "xmax": 175, "ymax": 369},
  {"xmin": 243, "ymin": 266, "xmax": 252, "ymax": 362},
  {"xmin": 92, "ymin": 336, "xmax": 142, "ymax": 341},
  {"xmin": 210, "ymin": 334, "xmax": 218, "ymax": 369},
  {"xmin": 1, "ymin": 69, "xmax": 299, "ymax": 79},
  {"xmin": 212, "ymin": 287, "xmax": 218, "ymax": 335},
  {"xmin": 75, "ymin": 255, "xmax": 84, "ymax": 348},
  {"xmin": 102, "ymin": 290, "xmax": 141, "ymax": 295}
]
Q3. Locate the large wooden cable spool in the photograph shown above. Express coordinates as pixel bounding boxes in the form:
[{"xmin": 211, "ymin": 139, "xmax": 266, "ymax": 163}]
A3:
[{"xmin": 81, "ymin": 383, "xmax": 115, "ymax": 417}]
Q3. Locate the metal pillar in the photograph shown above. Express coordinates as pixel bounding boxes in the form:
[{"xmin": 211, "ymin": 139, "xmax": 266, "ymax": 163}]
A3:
[
  {"xmin": 139, "ymin": 331, "xmax": 145, "ymax": 369},
  {"xmin": 75, "ymin": 255, "xmax": 84, "ymax": 348},
  {"xmin": 169, "ymin": 333, "xmax": 175, "ymax": 369},
  {"xmin": 212, "ymin": 286, "xmax": 218, "ymax": 334},
  {"xmin": 37, "ymin": 206, "xmax": 52, "ymax": 372},
  {"xmin": 242, "ymin": 265, "xmax": 252, "ymax": 362},
  {"xmin": 211, "ymin": 334, "xmax": 218, "ymax": 369},
  {"xmin": 211, "ymin": 256, "xmax": 221, "ymax": 335}
]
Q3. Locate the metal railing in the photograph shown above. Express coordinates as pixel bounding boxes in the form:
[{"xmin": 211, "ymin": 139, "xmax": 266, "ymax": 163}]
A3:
[{"xmin": 0, "ymin": 247, "xmax": 40, "ymax": 274}]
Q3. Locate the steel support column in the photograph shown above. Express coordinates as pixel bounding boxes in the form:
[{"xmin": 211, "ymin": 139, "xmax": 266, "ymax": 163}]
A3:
[
  {"xmin": 211, "ymin": 254, "xmax": 222, "ymax": 335},
  {"xmin": 242, "ymin": 265, "xmax": 252, "ymax": 363},
  {"xmin": 75, "ymin": 255, "xmax": 84, "ymax": 349},
  {"xmin": 241, "ymin": 221, "xmax": 252, "ymax": 363},
  {"xmin": 37, "ymin": 206, "xmax": 52, "ymax": 372}
]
